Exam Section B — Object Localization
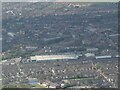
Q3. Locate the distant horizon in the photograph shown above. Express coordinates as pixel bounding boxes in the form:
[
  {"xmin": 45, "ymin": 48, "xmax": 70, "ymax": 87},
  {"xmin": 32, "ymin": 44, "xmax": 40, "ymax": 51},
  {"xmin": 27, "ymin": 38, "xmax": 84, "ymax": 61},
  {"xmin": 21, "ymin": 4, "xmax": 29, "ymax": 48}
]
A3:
[{"xmin": 1, "ymin": 0, "xmax": 119, "ymax": 2}]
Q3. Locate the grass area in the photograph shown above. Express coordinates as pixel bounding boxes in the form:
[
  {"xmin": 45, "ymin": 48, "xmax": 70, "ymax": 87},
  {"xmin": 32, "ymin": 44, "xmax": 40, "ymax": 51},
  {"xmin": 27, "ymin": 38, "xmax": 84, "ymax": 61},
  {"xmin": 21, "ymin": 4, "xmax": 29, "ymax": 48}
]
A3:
[
  {"xmin": 31, "ymin": 84, "xmax": 48, "ymax": 88},
  {"xmin": 2, "ymin": 84, "xmax": 32, "ymax": 88},
  {"xmin": 2, "ymin": 83, "xmax": 47, "ymax": 88}
]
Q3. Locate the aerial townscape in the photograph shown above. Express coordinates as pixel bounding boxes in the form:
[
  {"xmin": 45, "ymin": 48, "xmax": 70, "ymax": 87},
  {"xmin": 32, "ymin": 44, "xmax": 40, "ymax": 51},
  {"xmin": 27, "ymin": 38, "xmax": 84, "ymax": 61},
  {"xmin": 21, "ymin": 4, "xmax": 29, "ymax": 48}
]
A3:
[{"xmin": 1, "ymin": 2, "xmax": 119, "ymax": 89}]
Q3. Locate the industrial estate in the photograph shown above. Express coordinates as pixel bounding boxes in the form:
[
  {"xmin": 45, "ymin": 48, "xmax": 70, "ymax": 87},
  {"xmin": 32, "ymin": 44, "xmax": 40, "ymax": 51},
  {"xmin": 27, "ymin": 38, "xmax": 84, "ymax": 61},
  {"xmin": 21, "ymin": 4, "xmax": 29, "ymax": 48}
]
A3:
[{"xmin": 1, "ymin": 2, "xmax": 118, "ymax": 89}]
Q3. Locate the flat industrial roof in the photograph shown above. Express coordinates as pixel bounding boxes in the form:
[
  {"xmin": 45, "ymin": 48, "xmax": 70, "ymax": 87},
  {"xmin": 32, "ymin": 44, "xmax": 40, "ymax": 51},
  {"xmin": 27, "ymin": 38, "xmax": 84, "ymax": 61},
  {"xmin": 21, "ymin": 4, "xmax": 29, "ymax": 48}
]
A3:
[{"xmin": 30, "ymin": 55, "xmax": 79, "ymax": 61}]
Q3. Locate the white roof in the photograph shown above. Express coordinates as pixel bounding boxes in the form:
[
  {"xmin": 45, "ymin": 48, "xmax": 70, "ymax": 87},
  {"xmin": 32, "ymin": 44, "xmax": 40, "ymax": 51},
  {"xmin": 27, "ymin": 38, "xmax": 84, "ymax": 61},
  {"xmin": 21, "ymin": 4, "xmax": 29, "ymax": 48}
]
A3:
[
  {"xmin": 30, "ymin": 55, "xmax": 78, "ymax": 61},
  {"xmin": 96, "ymin": 55, "xmax": 112, "ymax": 59}
]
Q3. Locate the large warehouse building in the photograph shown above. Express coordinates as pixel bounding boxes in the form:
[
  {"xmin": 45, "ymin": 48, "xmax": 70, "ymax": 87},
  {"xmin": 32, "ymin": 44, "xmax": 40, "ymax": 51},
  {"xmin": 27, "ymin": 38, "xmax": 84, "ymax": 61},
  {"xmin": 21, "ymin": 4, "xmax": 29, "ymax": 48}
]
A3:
[{"xmin": 30, "ymin": 54, "xmax": 80, "ymax": 62}]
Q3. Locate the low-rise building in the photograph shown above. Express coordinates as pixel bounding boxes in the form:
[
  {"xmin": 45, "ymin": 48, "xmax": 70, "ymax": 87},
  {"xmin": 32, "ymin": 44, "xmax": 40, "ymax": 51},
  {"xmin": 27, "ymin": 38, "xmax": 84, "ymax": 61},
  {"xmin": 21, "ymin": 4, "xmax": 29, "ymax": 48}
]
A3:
[{"xmin": 30, "ymin": 54, "xmax": 79, "ymax": 62}]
